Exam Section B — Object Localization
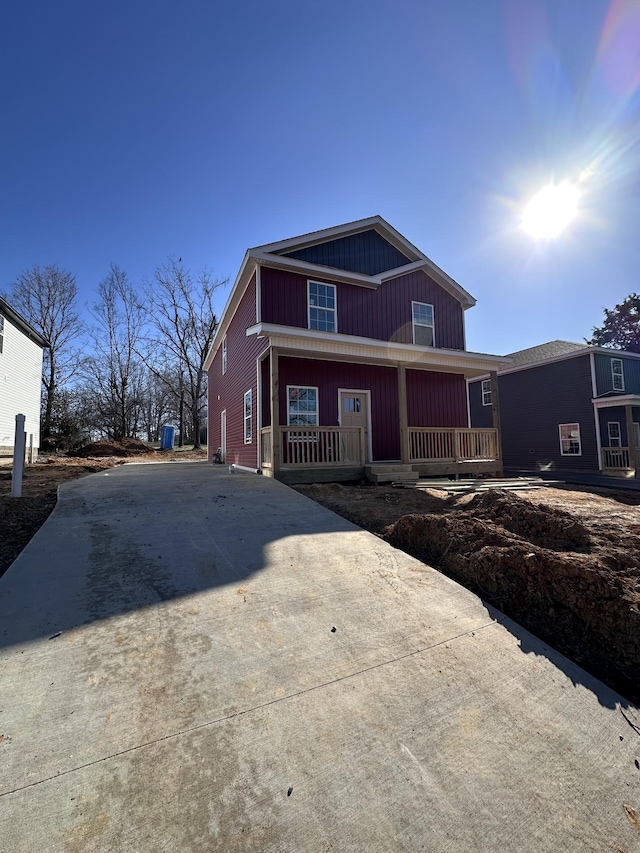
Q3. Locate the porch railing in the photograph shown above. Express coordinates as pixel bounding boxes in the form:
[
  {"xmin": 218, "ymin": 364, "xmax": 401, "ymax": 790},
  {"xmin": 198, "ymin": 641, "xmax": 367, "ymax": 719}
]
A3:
[
  {"xmin": 409, "ymin": 427, "xmax": 498, "ymax": 463},
  {"xmin": 260, "ymin": 426, "xmax": 365, "ymax": 468},
  {"xmin": 602, "ymin": 447, "xmax": 630, "ymax": 471}
]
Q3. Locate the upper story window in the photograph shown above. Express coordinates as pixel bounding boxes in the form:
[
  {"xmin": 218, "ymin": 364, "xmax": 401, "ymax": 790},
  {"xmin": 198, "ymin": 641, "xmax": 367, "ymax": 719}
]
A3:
[
  {"xmin": 0, "ymin": 315, "xmax": 4, "ymax": 354},
  {"xmin": 308, "ymin": 281, "xmax": 336, "ymax": 333},
  {"xmin": 612, "ymin": 358, "xmax": 624, "ymax": 391},
  {"xmin": 412, "ymin": 302, "xmax": 434, "ymax": 346},
  {"xmin": 559, "ymin": 423, "xmax": 581, "ymax": 456},
  {"xmin": 244, "ymin": 389, "xmax": 252, "ymax": 443},
  {"xmin": 481, "ymin": 379, "xmax": 492, "ymax": 406},
  {"xmin": 222, "ymin": 336, "xmax": 227, "ymax": 374}
]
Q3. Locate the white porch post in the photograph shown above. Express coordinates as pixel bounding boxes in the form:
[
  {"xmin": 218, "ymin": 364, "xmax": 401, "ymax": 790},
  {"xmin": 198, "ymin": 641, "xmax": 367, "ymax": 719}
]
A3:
[
  {"xmin": 490, "ymin": 371, "xmax": 503, "ymax": 476},
  {"xmin": 270, "ymin": 347, "xmax": 280, "ymax": 476},
  {"xmin": 625, "ymin": 404, "xmax": 637, "ymax": 478},
  {"xmin": 398, "ymin": 363, "xmax": 409, "ymax": 464}
]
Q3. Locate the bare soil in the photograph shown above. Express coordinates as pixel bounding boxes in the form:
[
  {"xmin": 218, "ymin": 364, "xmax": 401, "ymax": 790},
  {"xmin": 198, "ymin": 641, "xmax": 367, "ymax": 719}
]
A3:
[
  {"xmin": 0, "ymin": 443, "xmax": 206, "ymax": 579},
  {"xmin": 295, "ymin": 482, "xmax": 640, "ymax": 705}
]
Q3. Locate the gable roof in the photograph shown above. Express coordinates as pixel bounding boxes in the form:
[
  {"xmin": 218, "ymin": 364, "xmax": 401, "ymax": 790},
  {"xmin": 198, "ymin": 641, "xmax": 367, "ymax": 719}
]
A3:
[
  {"xmin": 0, "ymin": 296, "xmax": 49, "ymax": 348},
  {"xmin": 204, "ymin": 216, "xmax": 476, "ymax": 369},
  {"xmin": 506, "ymin": 340, "xmax": 588, "ymax": 367}
]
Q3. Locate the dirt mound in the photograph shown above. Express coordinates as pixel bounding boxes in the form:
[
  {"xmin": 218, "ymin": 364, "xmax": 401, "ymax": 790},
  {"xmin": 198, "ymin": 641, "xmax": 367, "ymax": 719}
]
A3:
[
  {"xmin": 74, "ymin": 438, "xmax": 155, "ymax": 458},
  {"xmin": 465, "ymin": 490, "xmax": 591, "ymax": 550},
  {"xmin": 387, "ymin": 493, "xmax": 640, "ymax": 702}
]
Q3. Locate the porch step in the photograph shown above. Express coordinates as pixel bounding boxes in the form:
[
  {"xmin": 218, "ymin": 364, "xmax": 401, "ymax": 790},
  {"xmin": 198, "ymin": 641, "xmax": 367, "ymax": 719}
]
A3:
[
  {"xmin": 396, "ymin": 477, "xmax": 561, "ymax": 493},
  {"xmin": 365, "ymin": 465, "xmax": 419, "ymax": 484}
]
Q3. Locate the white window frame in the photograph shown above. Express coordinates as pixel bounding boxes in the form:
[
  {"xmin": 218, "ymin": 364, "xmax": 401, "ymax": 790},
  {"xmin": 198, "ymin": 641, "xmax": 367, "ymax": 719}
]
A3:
[
  {"xmin": 286, "ymin": 385, "xmax": 319, "ymax": 427},
  {"xmin": 559, "ymin": 423, "xmax": 582, "ymax": 456},
  {"xmin": 481, "ymin": 378, "xmax": 492, "ymax": 406},
  {"xmin": 411, "ymin": 301, "xmax": 435, "ymax": 347},
  {"xmin": 308, "ymin": 281, "xmax": 337, "ymax": 333},
  {"xmin": 0, "ymin": 315, "xmax": 4, "ymax": 354},
  {"xmin": 611, "ymin": 358, "xmax": 624, "ymax": 391},
  {"xmin": 243, "ymin": 389, "xmax": 252, "ymax": 444},
  {"xmin": 222, "ymin": 336, "xmax": 227, "ymax": 374},
  {"xmin": 607, "ymin": 421, "xmax": 621, "ymax": 447}
]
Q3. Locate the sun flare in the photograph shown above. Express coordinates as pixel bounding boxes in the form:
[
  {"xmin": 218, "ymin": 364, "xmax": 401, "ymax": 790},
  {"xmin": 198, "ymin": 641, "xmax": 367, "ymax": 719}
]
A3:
[{"xmin": 522, "ymin": 182, "xmax": 580, "ymax": 240}]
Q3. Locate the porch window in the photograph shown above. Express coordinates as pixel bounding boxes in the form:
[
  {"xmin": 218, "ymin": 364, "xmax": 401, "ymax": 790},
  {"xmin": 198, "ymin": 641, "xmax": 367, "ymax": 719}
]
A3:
[
  {"xmin": 412, "ymin": 302, "xmax": 434, "ymax": 346},
  {"xmin": 244, "ymin": 389, "xmax": 252, "ymax": 443},
  {"xmin": 308, "ymin": 282, "xmax": 336, "ymax": 333},
  {"xmin": 222, "ymin": 336, "xmax": 227, "ymax": 374},
  {"xmin": 481, "ymin": 379, "xmax": 492, "ymax": 406},
  {"xmin": 287, "ymin": 386, "xmax": 318, "ymax": 426},
  {"xmin": 559, "ymin": 423, "xmax": 581, "ymax": 456},
  {"xmin": 608, "ymin": 422, "xmax": 621, "ymax": 447},
  {"xmin": 612, "ymin": 358, "xmax": 624, "ymax": 391}
]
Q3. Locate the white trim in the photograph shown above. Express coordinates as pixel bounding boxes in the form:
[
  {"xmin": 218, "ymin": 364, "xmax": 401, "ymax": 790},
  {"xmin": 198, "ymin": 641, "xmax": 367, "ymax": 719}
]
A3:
[
  {"xmin": 465, "ymin": 378, "xmax": 472, "ymax": 429},
  {"xmin": 411, "ymin": 301, "xmax": 435, "ymax": 347},
  {"xmin": 611, "ymin": 357, "xmax": 625, "ymax": 391},
  {"xmin": 245, "ymin": 322, "xmax": 510, "ymax": 376},
  {"xmin": 559, "ymin": 422, "xmax": 582, "ymax": 456},
  {"xmin": 243, "ymin": 389, "xmax": 252, "ymax": 444},
  {"xmin": 256, "ymin": 355, "xmax": 263, "ymax": 467},
  {"xmin": 473, "ymin": 346, "xmax": 640, "ymax": 384},
  {"xmin": 253, "ymin": 251, "xmax": 380, "ymax": 289},
  {"xmin": 286, "ymin": 385, "xmax": 319, "ymax": 427},
  {"xmin": 222, "ymin": 335, "xmax": 227, "ymax": 374},
  {"xmin": 337, "ymin": 388, "xmax": 373, "ymax": 463},
  {"xmin": 220, "ymin": 410, "xmax": 227, "ymax": 463},
  {"xmin": 256, "ymin": 264, "xmax": 261, "ymax": 324},
  {"xmin": 590, "ymin": 352, "xmax": 603, "ymax": 470},
  {"xmin": 592, "ymin": 394, "xmax": 640, "ymax": 408},
  {"xmin": 308, "ymin": 280, "xmax": 337, "ymax": 334}
]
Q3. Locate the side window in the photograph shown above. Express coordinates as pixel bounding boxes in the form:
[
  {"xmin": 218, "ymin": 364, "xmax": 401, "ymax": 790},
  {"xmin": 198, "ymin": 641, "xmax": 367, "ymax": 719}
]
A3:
[
  {"xmin": 481, "ymin": 379, "xmax": 492, "ymax": 406},
  {"xmin": 412, "ymin": 302, "xmax": 434, "ymax": 346},
  {"xmin": 612, "ymin": 358, "xmax": 624, "ymax": 391},
  {"xmin": 0, "ymin": 315, "xmax": 4, "ymax": 354},
  {"xmin": 244, "ymin": 390, "xmax": 252, "ymax": 443},
  {"xmin": 559, "ymin": 423, "xmax": 581, "ymax": 456},
  {"xmin": 222, "ymin": 336, "xmax": 227, "ymax": 374},
  {"xmin": 287, "ymin": 386, "xmax": 318, "ymax": 426},
  {"xmin": 308, "ymin": 282, "xmax": 336, "ymax": 332},
  {"xmin": 607, "ymin": 422, "xmax": 621, "ymax": 447}
]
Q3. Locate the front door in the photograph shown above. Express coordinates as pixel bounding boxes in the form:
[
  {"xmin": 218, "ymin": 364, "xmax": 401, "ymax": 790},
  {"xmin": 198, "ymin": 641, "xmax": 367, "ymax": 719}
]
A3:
[{"xmin": 339, "ymin": 390, "xmax": 370, "ymax": 463}]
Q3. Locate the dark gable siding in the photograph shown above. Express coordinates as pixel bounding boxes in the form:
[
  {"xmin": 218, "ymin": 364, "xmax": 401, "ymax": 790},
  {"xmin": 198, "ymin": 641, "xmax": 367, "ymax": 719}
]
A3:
[
  {"xmin": 281, "ymin": 229, "xmax": 411, "ymax": 276},
  {"xmin": 498, "ymin": 353, "xmax": 598, "ymax": 470},
  {"xmin": 594, "ymin": 352, "xmax": 640, "ymax": 395},
  {"xmin": 278, "ymin": 357, "xmax": 401, "ymax": 460},
  {"xmin": 261, "ymin": 267, "xmax": 465, "ymax": 350},
  {"xmin": 207, "ymin": 272, "xmax": 269, "ymax": 466},
  {"xmin": 407, "ymin": 371, "xmax": 467, "ymax": 428},
  {"xmin": 468, "ymin": 379, "xmax": 493, "ymax": 428}
]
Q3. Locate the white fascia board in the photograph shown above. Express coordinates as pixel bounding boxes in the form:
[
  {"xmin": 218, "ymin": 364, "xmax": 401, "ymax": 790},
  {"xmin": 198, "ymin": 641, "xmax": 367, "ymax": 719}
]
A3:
[
  {"xmin": 245, "ymin": 322, "xmax": 510, "ymax": 375},
  {"xmin": 203, "ymin": 251, "xmax": 255, "ymax": 371},
  {"xmin": 379, "ymin": 260, "xmax": 476, "ymax": 309},
  {"xmin": 592, "ymin": 395, "xmax": 640, "ymax": 408},
  {"xmin": 252, "ymin": 251, "xmax": 380, "ymax": 288}
]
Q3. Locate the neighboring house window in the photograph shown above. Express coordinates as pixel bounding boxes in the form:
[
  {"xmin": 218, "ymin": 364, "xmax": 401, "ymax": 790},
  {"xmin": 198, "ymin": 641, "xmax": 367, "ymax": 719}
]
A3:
[
  {"xmin": 222, "ymin": 336, "xmax": 227, "ymax": 374},
  {"xmin": 244, "ymin": 390, "xmax": 252, "ymax": 443},
  {"xmin": 559, "ymin": 423, "xmax": 582, "ymax": 456},
  {"xmin": 0, "ymin": 315, "xmax": 4, "ymax": 353},
  {"xmin": 608, "ymin": 422, "xmax": 621, "ymax": 447},
  {"xmin": 412, "ymin": 302, "xmax": 434, "ymax": 346},
  {"xmin": 481, "ymin": 379, "xmax": 492, "ymax": 406},
  {"xmin": 287, "ymin": 386, "xmax": 318, "ymax": 426},
  {"xmin": 612, "ymin": 358, "xmax": 624, "ymax": 391},
  {"xmin": 308, "ymin": 282, "xmax": 336, "ymax": 332}
]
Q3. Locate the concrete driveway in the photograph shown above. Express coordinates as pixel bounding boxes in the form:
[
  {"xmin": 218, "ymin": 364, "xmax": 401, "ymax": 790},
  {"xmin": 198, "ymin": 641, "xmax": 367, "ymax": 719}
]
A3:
[{"xmin": 1, "ymin": 462, "xmax": 639, "ymax": 852}]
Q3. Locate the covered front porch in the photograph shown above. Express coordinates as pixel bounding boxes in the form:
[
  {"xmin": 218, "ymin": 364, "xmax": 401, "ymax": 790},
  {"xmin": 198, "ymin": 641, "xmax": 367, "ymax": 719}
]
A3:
[
  {"xmin": 251, "ymin": 326, "xmax": 508, "ymax": 484},
  {"xmin": 594, "ymin": 396, "xmax": 640, "ymax": 478}
]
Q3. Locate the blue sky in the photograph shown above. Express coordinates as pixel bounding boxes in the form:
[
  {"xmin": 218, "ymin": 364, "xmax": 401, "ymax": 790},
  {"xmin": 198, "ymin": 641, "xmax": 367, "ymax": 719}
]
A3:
[{"xmin": 2, "ymin": 0, "xmax": 640, "ymax": 355}]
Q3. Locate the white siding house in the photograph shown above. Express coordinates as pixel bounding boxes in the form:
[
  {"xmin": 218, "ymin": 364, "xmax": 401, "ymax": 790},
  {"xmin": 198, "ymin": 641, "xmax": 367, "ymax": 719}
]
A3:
[{"xmin": 0, "ymin": 297, "xmax": 49, "ymax": 460}]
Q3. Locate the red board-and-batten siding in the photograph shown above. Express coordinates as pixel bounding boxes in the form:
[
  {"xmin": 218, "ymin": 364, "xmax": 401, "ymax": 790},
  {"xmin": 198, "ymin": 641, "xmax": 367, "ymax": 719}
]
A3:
[
  {"xmin": 272, "ymin": 357, "xmax": 467, "ymax": 461},
  {"xmin": 260, "ymin": 267, "xmax": 465, "ymax": 350},
  {"xmin": 207, "ymin": 272, "xmax": 268, "ymax": 467}
]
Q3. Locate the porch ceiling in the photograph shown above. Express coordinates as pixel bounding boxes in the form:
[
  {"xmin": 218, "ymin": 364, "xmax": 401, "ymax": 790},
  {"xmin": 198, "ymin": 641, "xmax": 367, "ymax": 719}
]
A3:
[{"xmin": 247, "ymin": 323, "xmax": 510, "ymax": 378}]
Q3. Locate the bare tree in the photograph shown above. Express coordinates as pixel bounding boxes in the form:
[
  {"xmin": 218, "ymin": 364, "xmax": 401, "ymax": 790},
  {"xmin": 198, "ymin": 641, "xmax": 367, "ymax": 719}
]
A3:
[
  {"xmin": 85, "ymin": 264, "xmax": 146, "ymax": 440},
  {"xmin": 3, "ymin": 265, "xmax": 83, "ymax": 443},
  {"xmin": 145, "ymin": 260, "xmax": 225, "ymax": 449}
]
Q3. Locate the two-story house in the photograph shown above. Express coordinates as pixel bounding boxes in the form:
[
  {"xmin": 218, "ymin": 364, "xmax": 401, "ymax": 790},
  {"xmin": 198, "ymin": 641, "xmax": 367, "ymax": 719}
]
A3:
[
  {"xmin": 0, "ymin": 296, "xmax": 49, "ymax": 462},
  {"xmin": 468, "ymin": 339, "xmax": 640, "ymax": 477},
  {"xmin": 205, "ymin": 217, "xmax": 510, "ymax": 483}
]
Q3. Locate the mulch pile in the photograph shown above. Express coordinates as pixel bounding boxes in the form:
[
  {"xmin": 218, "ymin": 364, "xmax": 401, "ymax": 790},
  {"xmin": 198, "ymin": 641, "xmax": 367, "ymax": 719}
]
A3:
[
  {"xmin": 73, "ymin": 437, "xmax": 155, "ymax": 458},
  {"xmin": 386, "ymin": 490, "xmax": 640, "ymax": 703}
]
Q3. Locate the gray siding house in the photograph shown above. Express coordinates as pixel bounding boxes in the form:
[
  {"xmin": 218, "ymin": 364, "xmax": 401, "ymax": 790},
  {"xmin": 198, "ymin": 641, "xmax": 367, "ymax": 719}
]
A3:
[{"xmin": 469, "ymin": 340, "xmax": 640, "ymax": 477}]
